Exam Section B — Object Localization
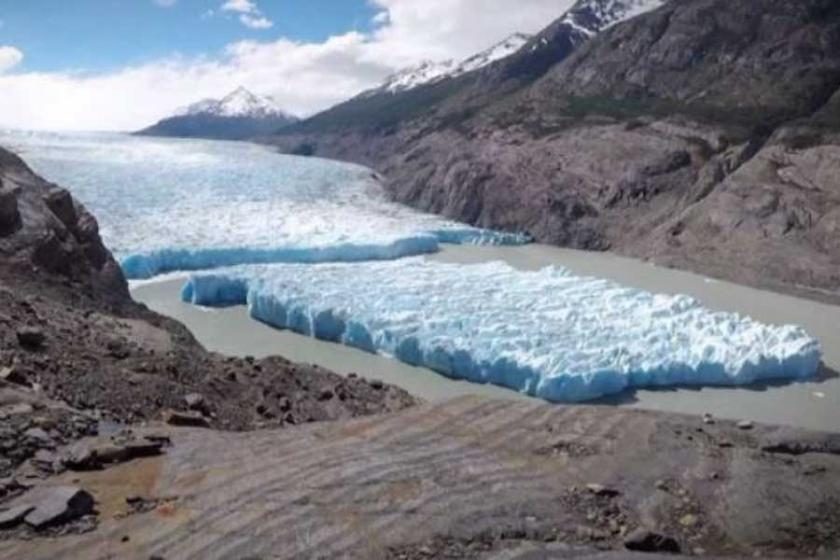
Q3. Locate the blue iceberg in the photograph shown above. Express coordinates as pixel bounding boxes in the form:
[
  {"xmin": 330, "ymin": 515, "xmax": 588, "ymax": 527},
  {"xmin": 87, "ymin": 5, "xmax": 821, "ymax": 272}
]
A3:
[{"xmin": 181, "ymin": 259, "xmax": 822, "ymax": 402}]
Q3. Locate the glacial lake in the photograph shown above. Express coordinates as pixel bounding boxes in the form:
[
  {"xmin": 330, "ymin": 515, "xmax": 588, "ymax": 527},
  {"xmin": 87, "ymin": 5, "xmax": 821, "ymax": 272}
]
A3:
[{"xmin": 132, "ymin": 243, "xmax": 840, "ymax": 433}]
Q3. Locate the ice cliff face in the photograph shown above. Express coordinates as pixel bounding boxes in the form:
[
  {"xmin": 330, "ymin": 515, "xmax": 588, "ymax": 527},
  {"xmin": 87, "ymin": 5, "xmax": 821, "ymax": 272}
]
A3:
[{"xmin": 182, "ymin": 259, "xmax": 821, "ymax": 403}]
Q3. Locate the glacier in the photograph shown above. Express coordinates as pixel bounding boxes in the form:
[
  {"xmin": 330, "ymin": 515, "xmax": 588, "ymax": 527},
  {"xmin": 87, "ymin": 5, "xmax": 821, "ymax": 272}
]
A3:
[
  {"xmin": 3, "ymin": 130, "xmax": 822, "ymax": 401},
  {"xmin": 181, "ymin": 259, "xmax": 822, "ymax": 403},
  {"xmin": 0, "ymin": 130, "xmax": 529, "ymax": 279}
]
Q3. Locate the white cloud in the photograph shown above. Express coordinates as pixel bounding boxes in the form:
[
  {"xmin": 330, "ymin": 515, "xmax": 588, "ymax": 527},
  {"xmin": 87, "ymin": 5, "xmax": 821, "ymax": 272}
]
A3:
[
  {"xmin": 0, "ymin": 46, "xmax": 23, "ymax": 74},
  {"xmin": 364, "ymin": 0, "xmax": 572, "ymax": 67},
  {"xmin": 0, "ymin": 0, "xmax": 575, "ymax": 131},
  {"xmin": 220, "ymin": 0, "xmax": 274, "ymax": 30},
  {"xmin": 240, "ymin": 14, "xmax": 273, "ymax": 29},
  {"xmin": 221, "ymin": 0, "xmax": 258, "ymax": 15}
]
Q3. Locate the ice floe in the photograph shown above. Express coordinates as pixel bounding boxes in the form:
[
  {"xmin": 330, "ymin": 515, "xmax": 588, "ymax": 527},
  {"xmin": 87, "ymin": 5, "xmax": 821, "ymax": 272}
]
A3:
[{"xmin": 181, "ymin": 259, "xmax": 822, "ymax": 402}]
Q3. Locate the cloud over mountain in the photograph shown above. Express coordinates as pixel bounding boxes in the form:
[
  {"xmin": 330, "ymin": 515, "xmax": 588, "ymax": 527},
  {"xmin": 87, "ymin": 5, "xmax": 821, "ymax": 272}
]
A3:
[{"xmin": 0, "ymin": 0, "xmax": 574, "ymax": 130}]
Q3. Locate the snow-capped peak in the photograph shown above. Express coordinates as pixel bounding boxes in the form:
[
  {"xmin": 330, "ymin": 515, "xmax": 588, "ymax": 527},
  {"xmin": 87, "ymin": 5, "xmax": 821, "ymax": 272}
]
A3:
[
  {"xmin": 362, "ymin": 33, "xmax": 531, "ymax": 97},
  {"xmin": 176, "ymin": 87, "xmax": 294, "ymax": 119},
  {"xmin": 375, "ymin": 60, "xmax": 459, "ymax": 96},
  {"xmin": 563, "ymin": 0, "xmax": 667, "ymax": 35},
  {"xmin": 454, "ymin": 33, "xmax": 531, "ymax": 75}
]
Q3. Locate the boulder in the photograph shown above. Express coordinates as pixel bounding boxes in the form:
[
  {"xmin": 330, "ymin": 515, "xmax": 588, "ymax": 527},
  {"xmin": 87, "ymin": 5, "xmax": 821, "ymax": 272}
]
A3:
[
  {"xmin": 62, "ymin": 443, "xmax": 96, "ymax": 470},
  {"xmin": 124, "ymin": 439, "xmax": 166, "ymax": 458},
  {"xmin": 164, "ymin": 410, "xmax": 210, "ymax": 428},
  {"xmin": 586, "ymin": 483, "xmax": 620, "ymax": 497},
  {"xmin": 62, "ymin": 437, "xmax": 165, "ymax": 471},
  {"xmin": 184, "ymin": 393, "xmax": 208, "ymax": 414},
  {"xmin": 0, "ymin": 504, "xmax": 34, "ymax": 530},
  {"xmin": 624, "ymin": 529, "xmax": 681, "ymax": 554},
  {"xmin": 24, "ymin": 428, "xmax": 53, "ymax": 445},
  {"xmin": 0, "ymin": 366, "xmax": 30, "ymax": 387},
  {"xmin": 43, "ymin": 187, "xmax": 77, "ymax": 230},
  {"xmin": 22, "ymin": 486, "xmax": 95, "ymax": 530},
  {"xmin": 16, "ymin": 327, "xmax": 46, "ymax": 349}
]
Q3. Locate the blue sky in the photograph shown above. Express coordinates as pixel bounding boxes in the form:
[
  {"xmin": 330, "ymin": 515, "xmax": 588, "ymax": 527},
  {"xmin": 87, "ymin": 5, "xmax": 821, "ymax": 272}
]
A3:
[
  {"xmin": 0, "ymin": 0, "xmax": 570, "ymax": 130},
  {"xmin": 0, "ymin": 0, "xmax": 378, "ymax": 73}
]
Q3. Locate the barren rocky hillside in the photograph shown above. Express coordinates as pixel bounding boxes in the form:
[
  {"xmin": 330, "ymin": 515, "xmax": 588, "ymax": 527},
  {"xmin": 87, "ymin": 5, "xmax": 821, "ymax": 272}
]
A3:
[{"xmin": 270, "ymin": 0, "xmax": 840, "ymax": 302}]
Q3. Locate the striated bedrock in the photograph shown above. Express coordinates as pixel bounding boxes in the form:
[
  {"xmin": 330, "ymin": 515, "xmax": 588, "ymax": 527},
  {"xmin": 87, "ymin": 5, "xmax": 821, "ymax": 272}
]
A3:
[
  {"xmin": 181, "ymin": 259, "xmax": 821, "ymax": 402},
  {"xmin": 268, "ymin": 0, "xmax": 840, "ymax": 301},
  {"xmin": 5, "ymin": 397, "xmax": 840, "ymax": 559}
]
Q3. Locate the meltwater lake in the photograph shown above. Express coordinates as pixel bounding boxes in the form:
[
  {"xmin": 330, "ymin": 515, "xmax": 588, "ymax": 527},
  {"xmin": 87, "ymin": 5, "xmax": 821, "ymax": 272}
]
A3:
[{"xmin": 4, "ymin": 130, "xmax": 839, "ymax": 431}]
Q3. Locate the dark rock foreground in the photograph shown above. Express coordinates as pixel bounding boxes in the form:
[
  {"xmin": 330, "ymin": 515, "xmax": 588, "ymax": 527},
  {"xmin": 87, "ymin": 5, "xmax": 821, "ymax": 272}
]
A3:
[{"xmin": 2, "ymin": 397, "xmax": 839, "ymax": 559}]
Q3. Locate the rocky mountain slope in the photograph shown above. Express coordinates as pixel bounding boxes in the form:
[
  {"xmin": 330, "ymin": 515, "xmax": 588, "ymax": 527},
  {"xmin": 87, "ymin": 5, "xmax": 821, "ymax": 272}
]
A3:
[
  {"xmin": 277, "ymin": 0, "xmax": 666, "ymax": 144},
  {"xmin": 137, "ymin": 87, "xmax": 298, "ymax": 141},
  {"xmin": 0, "ymin": 146, "xmax": 414, "ymax": 478},
  {"xmin": 270, "ymin": 0, "xmax": 840, "ymax": 302}
]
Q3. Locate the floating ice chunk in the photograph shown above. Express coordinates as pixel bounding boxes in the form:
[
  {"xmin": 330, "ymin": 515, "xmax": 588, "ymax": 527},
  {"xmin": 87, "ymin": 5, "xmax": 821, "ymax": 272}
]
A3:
[{"xmin": 181, "ymin": 259, "xmax": 822, "ymax": 402}]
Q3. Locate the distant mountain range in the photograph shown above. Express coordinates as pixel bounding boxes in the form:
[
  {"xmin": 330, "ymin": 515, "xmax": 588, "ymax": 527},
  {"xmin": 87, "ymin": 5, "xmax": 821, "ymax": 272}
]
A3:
[{"xmin": 136, "ymin": 87, "xmax": 299, "ymax": 140}]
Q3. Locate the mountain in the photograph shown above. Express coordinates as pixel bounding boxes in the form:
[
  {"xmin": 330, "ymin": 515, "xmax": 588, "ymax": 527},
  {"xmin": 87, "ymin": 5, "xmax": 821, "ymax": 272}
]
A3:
[
  {"xmin": 273, "ymin": 0, "xmax": 667, "ymax": 145},
  {"xmin": 269, "ymin": 0, "xmax": 840, "ymax": 303},
  {"xmin": 137, "ymin": 87, "xmax": 299, "ymax": 140},
  {"xmin": 359, "ymin": 33, "xmax": 531, "ymax": 98}
]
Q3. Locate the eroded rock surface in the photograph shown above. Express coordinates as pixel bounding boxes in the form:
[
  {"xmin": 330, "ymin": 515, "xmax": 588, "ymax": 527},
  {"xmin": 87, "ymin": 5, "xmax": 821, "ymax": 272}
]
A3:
[{"xmin": 1, "ymin": 397, "xmax": 838, "ymax": 559}]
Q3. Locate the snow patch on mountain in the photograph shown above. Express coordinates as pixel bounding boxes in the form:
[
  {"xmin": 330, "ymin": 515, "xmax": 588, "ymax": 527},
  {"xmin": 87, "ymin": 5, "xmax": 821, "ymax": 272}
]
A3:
[
  {"xmin": 362, "ymin": 1, "xmax": 666, "ymax": 97},
  {"xmin": 564, "ymin": 0, "xmax": 668, "ymax": 34},
  {"xmin": 363, "ymin": 33, "xmax": 531, "ymax": 97}
]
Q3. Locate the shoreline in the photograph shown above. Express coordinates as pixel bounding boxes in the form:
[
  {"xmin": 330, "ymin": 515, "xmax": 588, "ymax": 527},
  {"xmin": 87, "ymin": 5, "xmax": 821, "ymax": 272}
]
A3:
[{"xmin": 132, "ymin": 242, "xmax": 840, "ymax": 433}]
